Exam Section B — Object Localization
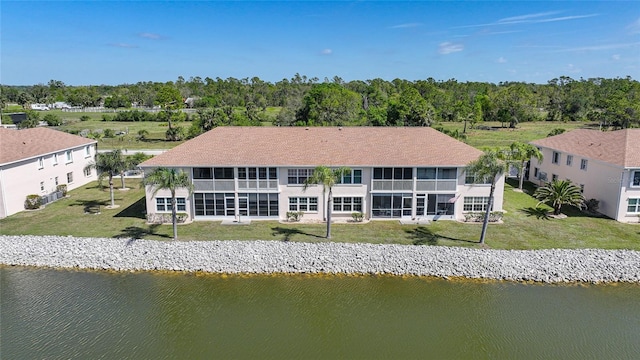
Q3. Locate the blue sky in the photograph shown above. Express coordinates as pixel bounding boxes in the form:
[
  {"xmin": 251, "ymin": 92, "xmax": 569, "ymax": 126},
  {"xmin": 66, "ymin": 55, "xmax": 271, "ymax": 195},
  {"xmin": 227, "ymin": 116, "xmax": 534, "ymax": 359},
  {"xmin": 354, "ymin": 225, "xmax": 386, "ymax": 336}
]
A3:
[{"xmin": 2, "ymin": 1, "xmax": 639, "ymax": 85}]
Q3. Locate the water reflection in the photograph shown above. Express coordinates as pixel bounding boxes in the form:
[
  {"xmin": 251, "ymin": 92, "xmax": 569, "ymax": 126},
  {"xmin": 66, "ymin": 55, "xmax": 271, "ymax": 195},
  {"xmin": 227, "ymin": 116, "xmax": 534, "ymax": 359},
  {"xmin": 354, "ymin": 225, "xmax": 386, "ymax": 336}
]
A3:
[{"xmin": 2, "ymin": 266, "xmax": 639, "ymax": 359}]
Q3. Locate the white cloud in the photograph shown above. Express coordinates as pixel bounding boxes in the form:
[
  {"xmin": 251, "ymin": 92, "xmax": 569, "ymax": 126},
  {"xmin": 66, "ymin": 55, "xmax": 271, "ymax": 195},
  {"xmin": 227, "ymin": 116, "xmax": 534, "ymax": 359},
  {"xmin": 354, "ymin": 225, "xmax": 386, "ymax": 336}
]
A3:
[
  {"xmin": 498, "ymin": 11, "xmax": 560, "ymax": 23},
  {"xmin": 389, "ymin": 23, "xmax": 422, "ymax": 29},
  {"xmin": 497, "ymin": 57, "xmax": 507, "ymax": 63},
  {"xmin": 560, "ymin": 42, "xmax": 640, "ymax": 52},
  {"xmin": 627, "ymin": 17, "xmax": 640, "ymax": 34},
  {"xmin": 320, "ymin": 48, "xmax": 333, "ymax": 55},
  {"xmin": 567, "ymin": 64, "xmax": 582, "ymax": 73},
  {"xmin": 139, "ymin": 32, "xmax": 163, "ymax": 40},
  {"xmin": 438, "ymin": 42, "xmax": 463, "ymax": 55},
  {"xmin": 612, "ymin": 54, "xmax": 621, "ymax": 60}
]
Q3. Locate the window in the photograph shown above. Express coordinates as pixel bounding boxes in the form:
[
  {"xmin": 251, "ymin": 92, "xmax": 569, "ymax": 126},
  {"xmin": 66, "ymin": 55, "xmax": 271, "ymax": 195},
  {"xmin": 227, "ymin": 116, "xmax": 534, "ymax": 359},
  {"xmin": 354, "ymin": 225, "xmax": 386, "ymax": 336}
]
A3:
[
  {"xmin": 580, "ymin": 159, "xmax": 588, "ymax": 171},
  {"xmin": 40, "ymin": 181, "xmax": 45, "ymax": 191},
  {"xmin": 538, "ymin": 172, "xmax": 548, "ymax": 181},
  {"xmin": 533, "ymin": 167, "xmax": 539, "ymax": 179},
  {"xmin": 84, "ymin": 167, "xmax": 92, "ymax": 177},
  {"xmin": 288, "ymin": 168, "xmax": 314, "ymax": 184},
  {"xmin": 52, "ymin": 153, "xmax": 58, "ymax": 165},
  {"xmin": 55, "ymin": 176, "xmax": 59, "ymax": 186},
  {"xmin": 214, "ymin": 167, "xmax": 234, "ymax": 179},
  {"xmin": 65, "ymin": 150, "xmax": 73, "ymax": 163},
  {"xmin": 580, "ymin": 184, "xmax": 585, "ymax": 193},
  {"xmin": 85, "ymin": 145, "xmax": 91, "ymax": 157},
  {"xmin": 465, "ymin": 171, "xmax": 491, "ymax": 184},
  {"xmin": 552, "ymin": 174, "xmax": 558, "ymax": 182},
  {"xmin": 566, "ymin": 155, "xmax": 573, "ymax": 166},
  {"xmin": 194, "ymin": 193, "xmax": 233, "ymax": 216},
  {"xmin": 374, "ymin": 167, "xmax": 412, "ymax": 180},
  {"xmin": 156, "ymin": 197, "xmax": 186, "ymax": 212},
  {"xmin": 631, "ymin": 170, "xmax": 640, "ymax": 187},
  {"xmin": 238, "ymin": 167, "xmax": 276, "ymax": 181},
  {"xmin": 66, "ymin": 172, "xmax": 73, "ymax": 183},
  {"xmin": 38, "ymin": 157, "xmax": 44, "ymax": 169},
  {"xmin": 418, "ymin": 167, "xmax": 456, "ymax": 180},
  {"xmin": 463, "ymin": 197, "xmax": 492, "ymax": 212},
  {"xmin": 338, "ymin": 169, "xmax": 362, "ymax": 184},
  {"xmin": 333, "ymin": 197, "xmax": 362, "ymax": 212},
  {"xmin": 552, "ymin": 151, "xmax": 560, "ymax": 164},
  {"xmin": 628, "ymin": 198, "xmax": 640, "ymax": 213},
  {"xmin": 193, "ymin": 167, "xmax": 213, "ymax": 179},
  {"xmin": 289, "ymin": 197, "xmax": 318, "ymax": 212}
]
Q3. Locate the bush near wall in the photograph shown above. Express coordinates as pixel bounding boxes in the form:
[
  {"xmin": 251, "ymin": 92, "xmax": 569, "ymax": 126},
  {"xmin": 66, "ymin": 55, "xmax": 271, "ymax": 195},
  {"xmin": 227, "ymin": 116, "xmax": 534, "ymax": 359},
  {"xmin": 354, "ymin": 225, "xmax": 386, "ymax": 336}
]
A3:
[
  {"xmin": 463, "ymin": 211, "xmax": 504, "ymax": 223},
  {"xmin": 146, "ymin": 212, "xmax": 189, "ymax": 224},
  {"xmin": 24, "ymin": 195, "xmax": 42, "ymax": 210}
]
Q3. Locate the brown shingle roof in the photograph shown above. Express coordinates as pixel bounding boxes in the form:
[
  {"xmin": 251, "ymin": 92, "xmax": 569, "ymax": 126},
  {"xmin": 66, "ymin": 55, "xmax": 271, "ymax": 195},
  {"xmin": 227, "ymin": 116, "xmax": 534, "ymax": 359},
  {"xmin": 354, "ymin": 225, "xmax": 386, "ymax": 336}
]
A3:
[
  {"xmin": 0, "ymin": 127, "xmax": 97, "ymax": 166},
  {"xmin": 140, "ymin": 127, "xmax": 483, "ymax": 168},
  {"xmin": 530, "ymin": 129, "xmax": 640, "ymax": 168}
]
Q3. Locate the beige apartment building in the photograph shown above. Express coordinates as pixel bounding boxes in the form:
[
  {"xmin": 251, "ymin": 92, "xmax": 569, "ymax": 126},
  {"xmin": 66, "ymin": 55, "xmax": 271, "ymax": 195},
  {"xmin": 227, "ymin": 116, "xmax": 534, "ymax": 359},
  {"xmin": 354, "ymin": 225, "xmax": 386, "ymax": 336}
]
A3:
[
  {"xmin": 529, "ymin": 129, "xmax": 640, "ymax": 223},
  {"xmin": 139, "ymin": 127, "xmax": 504, "ymax": 223},
  {"xmin": 0, "ymin": 127, "xmax": 97, "ymax": 218}
]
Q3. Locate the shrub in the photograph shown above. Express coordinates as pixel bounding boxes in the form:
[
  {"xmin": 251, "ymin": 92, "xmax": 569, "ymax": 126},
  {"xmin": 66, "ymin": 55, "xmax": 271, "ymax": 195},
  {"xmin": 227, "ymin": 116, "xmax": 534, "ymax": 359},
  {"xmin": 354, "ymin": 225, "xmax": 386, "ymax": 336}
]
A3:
[
  {"xmin": 103, "ymin": 128, "xmax": 115, "ymax": 138},
  {"xmin": 286, "ymin": 211, "xmax": 304, "ymax": 222},
  {"xmin": 463, "ymin": 211, "xmax": 504, "ymax": 223},
  {"xmin": 24, "ymin": 194, "xmax": 42, "ymax": 210},
  {"xmin": 146, "ymin": 212, "xmax": 189, "ymax": 224},
  {"xmin": 80, "ymin": 115, "xmax": 91, "ymax": 121},
  {"xmin": 584, "ymin": 199, "xmax": 599, "ymax": 213},
  {"xmin": 351, "ymin": 212, "xmax": 364, "ymax": 222},
  {"xmin": 56, "ymin": 184, "xmax": 68, "ymax": 196},
  {"xmin": 43, "ymin": 113, "xmax": 62, "ymax": 126}
]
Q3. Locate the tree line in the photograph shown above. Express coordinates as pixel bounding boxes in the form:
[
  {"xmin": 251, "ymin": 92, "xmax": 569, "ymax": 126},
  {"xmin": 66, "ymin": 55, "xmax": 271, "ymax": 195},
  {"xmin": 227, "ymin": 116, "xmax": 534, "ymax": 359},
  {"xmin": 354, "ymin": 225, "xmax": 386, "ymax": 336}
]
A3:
[{"xmin": 2, "ymin": 74, "xmax": 639, "ymax": 130}]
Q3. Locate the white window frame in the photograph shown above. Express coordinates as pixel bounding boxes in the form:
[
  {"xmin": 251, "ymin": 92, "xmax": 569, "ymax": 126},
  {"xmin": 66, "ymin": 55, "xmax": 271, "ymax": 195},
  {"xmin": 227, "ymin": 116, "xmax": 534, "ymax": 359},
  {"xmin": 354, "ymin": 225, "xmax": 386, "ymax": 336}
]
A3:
[
  {"xmin": 628, "ymin": 198, "xmax": 640, "ymax": 213},
  {"xmin": 463, "ymin": 197, "xmax": 492, "ymax": 212},
  {"xmin": 55, "ymin": 176, "xmax": 59, "ymax": 186},
  {"xmin": 333, "ymin": 197, "xmax": 363, "ymax": 213},
  {"xmin": 67, "ymin": 172, "xmax": 73, "ymax": 184},
  {"xmin": 40, "ymin": 181, "xmax": 45, "ymax": 191},
  {"xmin": 552, "ymin": 151, "xmax": 560, "ymax": 164},
  {"xmin": 287, "ymin": 168, "xmax": 314, "ymax": 185},
  {"xmin": 85, "ymin": 145, "xmax": 92, "ymax": 158},
  {"xmin": 38, "ymin": 157, "xmax": 44, "ymax": 169},
  {"xmin": 566, "ymin": 155, "xmax": 573, "ymax": 166},
  {"xmin": 552, "ymin": 174, "xmax": 558, "ymax": 182},
  {"xmin": 84, "ymin": 167, "xmax": 92, "ymax": 177},
  {"xmin": 337, "ymin": 169, "xmax": 363, "ymax": 184},
  {"xmin": 52, "ymin": 153, "xmax": 58, "ymax": 166},
  {"xmin": 65, "ymin": 150, "xmax": 73, "ymax": 163},
  {"xmin": 156, "ymin": 197, "xmax": 186, "ymax": 212},
  {"xmin": 580, "ymin": 159, "xmax": 588, "ymax": 171},
  {"xmin": 631, "ymin": 170, "xmax": 640, "ymax": 188},
  {"xmin": 288, "ymin": 197, "xmax": 318, "ymax": 212}
]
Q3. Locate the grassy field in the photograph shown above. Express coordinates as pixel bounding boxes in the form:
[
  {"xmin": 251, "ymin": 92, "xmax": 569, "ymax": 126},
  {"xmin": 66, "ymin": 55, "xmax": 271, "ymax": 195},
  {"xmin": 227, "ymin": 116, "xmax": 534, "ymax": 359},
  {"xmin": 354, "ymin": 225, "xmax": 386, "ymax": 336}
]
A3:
[
  {"xmin": 1, "ymin": 178, "xmax": 637, "ymax": 249},
  {"xmin": 436, "ymin": 120, "xmax": 599, "ymax": 149}
]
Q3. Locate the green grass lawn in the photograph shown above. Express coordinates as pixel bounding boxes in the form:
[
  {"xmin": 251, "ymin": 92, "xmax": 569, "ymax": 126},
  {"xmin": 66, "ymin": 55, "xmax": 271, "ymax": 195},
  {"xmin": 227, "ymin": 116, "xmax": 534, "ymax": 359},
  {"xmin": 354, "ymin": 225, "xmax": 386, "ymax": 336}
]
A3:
[
  {"xmin": 436, "ymin": 121, "xmax": 599, "ymax": 149},
  {"xmin": 1, "ymin": 179, "xmax": 638, "ymax": 249}
]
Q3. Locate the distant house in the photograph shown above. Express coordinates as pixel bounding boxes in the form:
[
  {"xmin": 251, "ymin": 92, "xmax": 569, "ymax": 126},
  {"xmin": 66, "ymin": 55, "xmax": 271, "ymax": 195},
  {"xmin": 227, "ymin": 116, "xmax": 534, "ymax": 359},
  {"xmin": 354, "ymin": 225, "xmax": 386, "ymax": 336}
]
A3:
[
  {"xmin": 139, "ymin": 127, "xmax": 505, "ymax": 223},
  {"xmin": 0, "ymin": 128, "xmax": 98, "ymax": 218},
  {"xmin": 529, "ymin": 129, "xmax": 640, "ymax": 222},
  {"xmin": 30, "ymin": 104, "xmax": 50, "ymax": 111},
  {"xmin": 52, "ymin": 102, "xmax": 72, "ymax": 110}
]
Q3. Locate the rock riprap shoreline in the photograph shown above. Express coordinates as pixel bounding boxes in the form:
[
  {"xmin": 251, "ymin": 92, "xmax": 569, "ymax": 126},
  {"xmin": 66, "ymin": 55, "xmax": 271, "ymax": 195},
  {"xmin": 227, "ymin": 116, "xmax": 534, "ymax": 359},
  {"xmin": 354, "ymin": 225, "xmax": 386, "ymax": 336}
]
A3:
[{"xmin": 1, "ymin": 235, "xmax": 639, "ymax": 283}]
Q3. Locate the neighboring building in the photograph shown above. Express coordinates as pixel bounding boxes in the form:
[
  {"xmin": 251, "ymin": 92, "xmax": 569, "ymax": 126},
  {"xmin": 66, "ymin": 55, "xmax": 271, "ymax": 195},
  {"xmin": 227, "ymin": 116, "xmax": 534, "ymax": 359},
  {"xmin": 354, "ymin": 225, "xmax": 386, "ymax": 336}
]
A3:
[
  {"xmin": 139, "ymin": 127, "xmax": 504, "ymax": 222},
  {"xmin": 30, "ymin": 104, "xmax": 50, "ymax": 111},
  {"xmin": 0, "ymin": 127, "xmax": 98, "ymax": 218},
  {"xmin": 529, "ymin": 129, "xmax": 640, "ymax": 223}
]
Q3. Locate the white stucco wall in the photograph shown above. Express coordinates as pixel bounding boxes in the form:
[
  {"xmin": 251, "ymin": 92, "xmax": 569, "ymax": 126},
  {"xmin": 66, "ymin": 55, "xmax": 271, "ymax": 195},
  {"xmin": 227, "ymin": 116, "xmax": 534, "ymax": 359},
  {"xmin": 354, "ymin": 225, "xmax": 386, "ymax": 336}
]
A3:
[
  {"xmin": 528, "ymin": 147, "xmax": 637, "ymax": 222},
  {"xmin": 0, "ymin": 144, "xmax": 97, "ymax": 218}
]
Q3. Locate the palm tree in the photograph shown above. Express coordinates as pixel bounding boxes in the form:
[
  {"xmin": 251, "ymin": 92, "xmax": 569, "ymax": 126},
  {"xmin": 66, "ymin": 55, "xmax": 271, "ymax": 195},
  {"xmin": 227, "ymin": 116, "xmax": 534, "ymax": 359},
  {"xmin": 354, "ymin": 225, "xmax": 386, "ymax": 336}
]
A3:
[
  {"xmin": 303, "ymin": 166, "xmax": 351, "ymax": 239},
  {"xmin": 84, "ymin": 149, "xmax": 126, "ymax": 208},
  {"xmin": 466, "ymin": 149, "xmax": 508, "ymax": 244},
  {"xmin": 533, "ymin": 179, "xmax": 585, "ymax": 216},
  {"xmin": 507, "ymin": 142, "xmax": 543, "ymax": 191},
  {"xmin": 143, "ymin": 167, "xmax": 194, "ymax": 241}
]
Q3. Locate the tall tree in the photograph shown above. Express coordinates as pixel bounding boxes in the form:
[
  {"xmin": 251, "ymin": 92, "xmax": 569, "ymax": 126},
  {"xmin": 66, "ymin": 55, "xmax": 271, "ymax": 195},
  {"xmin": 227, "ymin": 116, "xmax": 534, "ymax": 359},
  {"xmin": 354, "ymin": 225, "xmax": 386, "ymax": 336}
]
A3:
[
  {"xmin": 143, "ymin": 168, "xmax": 194, "ymax": 241},
  {"xmin": 155, "ymin": 84, "xmax": 184, "ymax": 140},
  {"xmin": 84, "ymin": 149, "xmax": 127, "ymax": 208},
  {"xmin": 465, "ymin": 149, "xmax": 507, "ymax": 244},
  {"xmin": 303, "ymin": 166, "xmax": 351, "ymax": 239},
  {"xmin": 505, "ymin": 142, "xmax": 544, "ymax": 191},
  {"xmin": 533, "ymin": 179, "xmax": 585, "ymax": 216}
]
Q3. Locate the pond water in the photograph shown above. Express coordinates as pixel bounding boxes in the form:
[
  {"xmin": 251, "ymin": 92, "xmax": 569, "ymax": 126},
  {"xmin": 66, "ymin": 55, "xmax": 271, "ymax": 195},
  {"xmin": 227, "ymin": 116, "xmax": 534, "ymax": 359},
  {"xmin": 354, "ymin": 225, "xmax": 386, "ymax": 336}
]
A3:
[{"xmin": 2, "ymin": 266, "xmax": 639, "ymax": 359}]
